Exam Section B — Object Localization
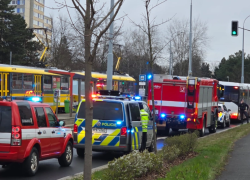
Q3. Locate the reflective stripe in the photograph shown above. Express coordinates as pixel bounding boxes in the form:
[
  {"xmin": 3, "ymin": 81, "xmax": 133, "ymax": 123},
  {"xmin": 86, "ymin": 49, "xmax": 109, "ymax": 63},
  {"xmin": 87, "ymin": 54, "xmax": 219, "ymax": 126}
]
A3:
[{"xmin": 100, "ymin": 129, "xmax": 120, "ymax": 146}]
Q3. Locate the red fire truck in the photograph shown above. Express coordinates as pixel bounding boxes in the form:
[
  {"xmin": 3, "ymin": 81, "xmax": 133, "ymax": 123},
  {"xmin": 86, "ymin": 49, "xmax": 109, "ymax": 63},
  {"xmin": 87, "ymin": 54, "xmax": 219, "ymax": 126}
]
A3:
[{"xmin": 148, "ymin": 74, "xmax": 218, "ymax": 137}]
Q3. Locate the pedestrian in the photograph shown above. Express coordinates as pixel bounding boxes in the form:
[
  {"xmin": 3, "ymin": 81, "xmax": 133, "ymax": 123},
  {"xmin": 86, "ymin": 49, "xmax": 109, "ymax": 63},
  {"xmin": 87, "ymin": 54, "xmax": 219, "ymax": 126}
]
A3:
[
  {"xmin": 139, "ymin": 103, "xmax": 149, "ymax": 152},
  {"xmin": 239, "ymin": 99, "xmax": 249, "ymax": 124}
]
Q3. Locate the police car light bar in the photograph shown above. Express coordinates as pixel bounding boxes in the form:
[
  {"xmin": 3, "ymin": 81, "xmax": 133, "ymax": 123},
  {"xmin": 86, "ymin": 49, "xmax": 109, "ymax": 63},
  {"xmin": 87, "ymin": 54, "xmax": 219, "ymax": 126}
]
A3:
[{"xmin": 134, "ymin": 96, "xmax": 141, "ymax": 100}]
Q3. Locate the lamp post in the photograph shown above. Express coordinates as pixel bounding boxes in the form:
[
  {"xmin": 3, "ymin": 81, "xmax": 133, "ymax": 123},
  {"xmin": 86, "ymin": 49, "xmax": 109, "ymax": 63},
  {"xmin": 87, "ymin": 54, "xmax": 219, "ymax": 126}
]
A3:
[
  {"xmin": 241, "ymin": 15, "xmax": 250, "ymax": 83},
  {"xmin": 188, "ymin": 0, "xmax": 193, "ymax": 77}
]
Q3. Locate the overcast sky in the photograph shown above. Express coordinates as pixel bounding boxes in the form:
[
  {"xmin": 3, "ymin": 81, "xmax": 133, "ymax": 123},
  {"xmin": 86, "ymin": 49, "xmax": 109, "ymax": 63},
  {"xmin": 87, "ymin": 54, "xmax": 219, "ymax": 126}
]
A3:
[{"xmin": 45, "ymin": 0, "xmax": 250, "ymax": 66}]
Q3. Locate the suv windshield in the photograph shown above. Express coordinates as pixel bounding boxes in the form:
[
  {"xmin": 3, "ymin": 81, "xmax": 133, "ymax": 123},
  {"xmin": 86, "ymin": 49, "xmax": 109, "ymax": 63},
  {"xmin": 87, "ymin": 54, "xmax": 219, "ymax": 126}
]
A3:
[
  {"xmin": 78, "ymin": 101, "xmax": 123, "ymax": 120},
  {"xmin": 218, "ymin": 106, "xmax": 223, "ymax": 112},
  {"xmin": 0, "ymin": 106, "xmax": 12, "ymax": 133}
]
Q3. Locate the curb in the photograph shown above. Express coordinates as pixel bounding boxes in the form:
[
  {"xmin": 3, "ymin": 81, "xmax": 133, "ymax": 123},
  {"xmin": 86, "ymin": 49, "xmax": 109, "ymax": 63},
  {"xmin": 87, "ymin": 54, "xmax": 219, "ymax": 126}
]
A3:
[{"xmin": 57, "ymin": 123, "xmax": 244, "ymax": 180}]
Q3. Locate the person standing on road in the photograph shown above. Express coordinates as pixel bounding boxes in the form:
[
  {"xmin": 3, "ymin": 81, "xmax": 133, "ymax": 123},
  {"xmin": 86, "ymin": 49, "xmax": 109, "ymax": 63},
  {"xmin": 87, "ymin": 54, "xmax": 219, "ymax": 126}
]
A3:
[
  {"xmin": 239, "ymin": 99, "xmax": 249, "ymax": 124},
  {"xmin": 139, "ymin": 104, "xmax": 149, "ymax": 152}
]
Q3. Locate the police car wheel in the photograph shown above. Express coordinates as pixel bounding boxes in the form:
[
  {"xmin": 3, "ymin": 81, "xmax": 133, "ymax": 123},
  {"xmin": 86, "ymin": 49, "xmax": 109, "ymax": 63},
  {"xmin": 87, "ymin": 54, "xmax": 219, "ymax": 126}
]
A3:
[
  {"xmin": 58, "ymin": 141, "xmax": 73, "ymax": 167},
  {"xmin": 76, "ymin": 148, "xmax": 85, "ymax": 158},
  {"xmin": 23, "ymin": 147, "xmax": 39, "ymax": 176}
]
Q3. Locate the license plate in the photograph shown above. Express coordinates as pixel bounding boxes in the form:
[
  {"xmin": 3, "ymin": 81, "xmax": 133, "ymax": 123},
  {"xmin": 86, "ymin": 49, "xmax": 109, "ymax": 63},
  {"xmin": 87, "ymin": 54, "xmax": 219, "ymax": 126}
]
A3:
[{"xmin": 92, "ymin": 128, "xmax": 107, "ymax": 133}]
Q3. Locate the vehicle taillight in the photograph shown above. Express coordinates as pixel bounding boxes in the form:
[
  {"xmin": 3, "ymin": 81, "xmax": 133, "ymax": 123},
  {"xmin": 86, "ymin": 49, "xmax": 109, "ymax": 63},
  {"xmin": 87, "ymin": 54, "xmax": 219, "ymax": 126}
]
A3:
[
  {"xmin": 11, "ymin": 126, "xmax": 21, "ymax": 146},
  {"xmin": 121, "ymin": 127, "xmax": 127, "ymax": 136},
  {"xmin": 74, "ymin": 124, "xmax": 78, "ymax": 133}
]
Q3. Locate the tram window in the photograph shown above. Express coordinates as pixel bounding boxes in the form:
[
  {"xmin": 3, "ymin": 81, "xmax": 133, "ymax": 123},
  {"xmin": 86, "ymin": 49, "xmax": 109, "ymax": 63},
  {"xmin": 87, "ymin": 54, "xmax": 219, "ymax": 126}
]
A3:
[
  {"xmin": 61, "ymin": 77, "xmax": 69, "ymax": 90},
  {"xmin": 44, "ymin": 75, "xmax": 52, "ymax": 90},
  {"xmin": 23, "ymin": 74, "xmax": 33, "ymax": 89},
  {"xmin": 12, "ymin": 73, "xmax": 22, "ymax": 89}
]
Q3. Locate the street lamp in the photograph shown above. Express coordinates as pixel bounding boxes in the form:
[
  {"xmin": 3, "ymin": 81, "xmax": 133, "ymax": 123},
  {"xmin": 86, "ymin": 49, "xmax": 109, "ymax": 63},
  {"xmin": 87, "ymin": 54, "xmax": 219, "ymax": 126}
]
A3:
[{"xmin": 241, "ymin": 15, "xmax": 250, "ymax": 83}]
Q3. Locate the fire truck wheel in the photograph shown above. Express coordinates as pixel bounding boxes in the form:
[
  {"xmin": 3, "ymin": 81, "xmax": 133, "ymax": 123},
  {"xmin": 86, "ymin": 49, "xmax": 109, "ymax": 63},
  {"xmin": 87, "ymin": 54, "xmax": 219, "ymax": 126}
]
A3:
[
  {"xmin": 23, "ymin": 147, "xmax": 39, "ymax": 176},
  {"xmin": 58, "ymin": 141, "xmax": 73, "ymax": 167},
  {"xmin": 199, "ymin": 118, "xmax": 206, "ymax": 137},
  {"xmin": 172, "ymin": 128, "xmax": 179, "ymax": 132},
  {"xmin": 209, "ymin": 118, "xmax": 217, "ymax": 133},
  {"xmin": 165, "ymin": 127, "xmax": 170, "ymax": 136},
  {"xmin": 221, "ymin": 117, "xmax": 226, "ymax": 129},
  {"xmin": 76, "ymin": 148, "xmax": 85, "ymax": 158}
]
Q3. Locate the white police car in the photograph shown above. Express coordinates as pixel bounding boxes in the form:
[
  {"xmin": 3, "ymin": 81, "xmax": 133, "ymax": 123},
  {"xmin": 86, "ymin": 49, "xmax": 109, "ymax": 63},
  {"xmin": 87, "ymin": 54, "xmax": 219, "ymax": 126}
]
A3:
[{"xmin": 218, "ymin": 103, "xmax": 231, "ymax": 128}]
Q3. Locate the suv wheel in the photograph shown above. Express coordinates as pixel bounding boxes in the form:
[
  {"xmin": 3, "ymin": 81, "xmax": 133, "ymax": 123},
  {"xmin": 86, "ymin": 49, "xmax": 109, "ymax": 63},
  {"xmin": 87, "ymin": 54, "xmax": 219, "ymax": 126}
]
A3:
[
  {"xmin": 221, "ymin": 117, "xmax": 226, "ymax": 129},
  {"xmin": 58, "ymin": 141, "xmax": 73, "ymax": 167},
  {"xmin": 23, "ymin": 147, "xmax": 39, "ymax": 176},
  {"xmin": 226, "ymin": 118, "xmax": 231, "ymax": 127},
  {"xmin": 76, "ymin": 148, "xmax": 85, "ymax": 158}
]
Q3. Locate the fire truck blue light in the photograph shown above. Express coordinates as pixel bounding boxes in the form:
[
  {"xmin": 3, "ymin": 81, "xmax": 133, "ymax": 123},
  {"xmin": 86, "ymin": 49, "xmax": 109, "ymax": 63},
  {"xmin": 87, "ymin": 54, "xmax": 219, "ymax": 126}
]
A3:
[
  {"xmin": 147, "ymin": 74, "xmax": 152, "ymax": 79},
  {"xmin": 161, "ymin": 113, "xmax": 166, "ymax": 118},
  {"xmin": 180, "ymin": 115, "xmax": 185, "ymax": 119}
]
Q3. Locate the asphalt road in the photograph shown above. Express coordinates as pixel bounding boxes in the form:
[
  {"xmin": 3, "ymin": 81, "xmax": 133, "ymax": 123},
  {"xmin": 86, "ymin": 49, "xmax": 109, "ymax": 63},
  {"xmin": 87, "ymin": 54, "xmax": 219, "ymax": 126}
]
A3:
[{"xmin": 0, "ymin": 121, "xmax": 241, "ymax": 180}]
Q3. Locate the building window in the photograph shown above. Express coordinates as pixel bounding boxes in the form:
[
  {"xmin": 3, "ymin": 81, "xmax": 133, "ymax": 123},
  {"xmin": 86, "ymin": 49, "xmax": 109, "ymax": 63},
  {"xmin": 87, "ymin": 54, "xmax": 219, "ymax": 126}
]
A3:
[
  {"xmin": 12, "ymin": 73, "xmax": 22, "ymax": 89},
  {"xmin": 23, "ymin": 74, "xmax": 33, "ymax": 90},
  {"xmin": 61, "ymin": 77, "xmax": 69, "ymax": 90}
]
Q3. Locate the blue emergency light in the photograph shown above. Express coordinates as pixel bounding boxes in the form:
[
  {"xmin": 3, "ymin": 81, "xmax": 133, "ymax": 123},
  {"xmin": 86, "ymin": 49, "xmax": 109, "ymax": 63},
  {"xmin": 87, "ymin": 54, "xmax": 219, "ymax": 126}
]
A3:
[
  {"xmin": 180, "ymin": 115, "xmax": 185, "ymax": 119},
  {"xmin": 160, "ymin": 113, "xmax": 166, "ymax": 118},
  {"xmin": 116, "ymin": 121, "xmax": 122, "ymax": 125},
  {"xmin": 31, "ymin": 97, "xmax": 42, "ymax": 102},
  {"xmin": 147, "ymin": 74, "xmax": 152, "ymax": 79},
  {"xmin": 134, "ymin": 96, "xmax": 141, "ymax": 100}
]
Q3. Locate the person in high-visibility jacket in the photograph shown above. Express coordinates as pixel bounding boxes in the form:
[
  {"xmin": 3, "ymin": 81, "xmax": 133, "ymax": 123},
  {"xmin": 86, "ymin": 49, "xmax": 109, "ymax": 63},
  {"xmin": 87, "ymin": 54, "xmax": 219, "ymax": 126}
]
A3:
[{"xmin": 139, "ymin": 104, "xmax": 149, "ymax": 152}]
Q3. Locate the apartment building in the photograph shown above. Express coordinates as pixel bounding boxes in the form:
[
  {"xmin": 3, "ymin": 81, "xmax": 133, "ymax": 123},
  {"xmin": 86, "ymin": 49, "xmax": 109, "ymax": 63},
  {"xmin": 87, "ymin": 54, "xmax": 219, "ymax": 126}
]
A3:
[{"xmin": 9, "ymin": 0, "xmax": 52, "ymax": 47}]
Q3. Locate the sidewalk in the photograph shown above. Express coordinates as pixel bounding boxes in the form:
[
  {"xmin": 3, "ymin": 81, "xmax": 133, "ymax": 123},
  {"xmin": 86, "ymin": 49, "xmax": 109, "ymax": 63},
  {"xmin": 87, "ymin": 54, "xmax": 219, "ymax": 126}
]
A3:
[
  {"xmin": 57, "ymin": 113, "xmax": 76, "ymax": 126},
  {"xmin": 217, "ymin": 132, "xmax": 250, "ymax": 180}
]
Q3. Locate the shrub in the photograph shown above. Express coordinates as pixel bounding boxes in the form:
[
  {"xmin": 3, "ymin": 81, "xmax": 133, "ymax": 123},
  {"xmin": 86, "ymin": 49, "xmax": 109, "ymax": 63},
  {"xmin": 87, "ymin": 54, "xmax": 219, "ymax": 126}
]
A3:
[
  {"xmin": 161, "ymin": 145, "xmax": 180, "ymax": 163},
  {"xmin": 102, "ymin": 150, "xmax": 162, "ymax": 180},
  {"xmin": 164, "ymin": 131, "xmax": 198, "ymax": 156}
]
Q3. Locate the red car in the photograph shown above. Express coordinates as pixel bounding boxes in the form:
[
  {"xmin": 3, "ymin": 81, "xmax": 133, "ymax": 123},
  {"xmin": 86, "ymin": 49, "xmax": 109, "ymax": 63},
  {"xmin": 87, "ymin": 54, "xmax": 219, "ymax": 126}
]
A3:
[{"xmin": 0, "ymin": 98, "xmax": 73, "ymax": 176}]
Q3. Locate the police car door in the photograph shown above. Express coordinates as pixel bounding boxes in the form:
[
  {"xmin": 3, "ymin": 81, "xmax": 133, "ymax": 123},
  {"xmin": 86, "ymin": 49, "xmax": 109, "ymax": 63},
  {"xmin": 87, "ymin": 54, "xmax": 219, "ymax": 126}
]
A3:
[
  {"xmin": 128, "ymin": 103, "xmax": 142, "ymax": 150},
  {"xmin": 142, "ymin": 103, "xmax": 153, "ymax": 147}
]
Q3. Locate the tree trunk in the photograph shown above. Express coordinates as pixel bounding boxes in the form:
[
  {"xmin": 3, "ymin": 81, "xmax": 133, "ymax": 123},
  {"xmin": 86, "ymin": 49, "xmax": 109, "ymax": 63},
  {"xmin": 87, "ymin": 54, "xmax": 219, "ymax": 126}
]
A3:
[
  {"xmin": 146, "ymin": 1, "xmax": 157, "ymax": 154},
  {"xmin": 84, "ymin": 1, "xmax": 93, "ymax": 180}
]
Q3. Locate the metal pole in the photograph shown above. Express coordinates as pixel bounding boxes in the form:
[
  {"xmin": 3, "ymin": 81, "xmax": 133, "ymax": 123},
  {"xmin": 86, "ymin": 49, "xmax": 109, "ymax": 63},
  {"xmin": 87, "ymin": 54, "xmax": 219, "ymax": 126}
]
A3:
[
  {"xmin": 107, "ymin": 0, "xmax": 114, "ymax": 90},
  {"xmin": 188, "ymin": 0, "xmax": 193, "ymax": 77},
  {"xmin": 169, "ymin": 41, "xmax": 171, "ymax": 75},
  {"xmin": 241, "ymin": 15, "xmax": 250, "ymax": 83},
  {"xmin": 10, "ymin": 52, "xmax": 12, "ymax": 65},
  {"xmin": 56, "ymin": 96, "xmax": 58, "ymax": 116}
]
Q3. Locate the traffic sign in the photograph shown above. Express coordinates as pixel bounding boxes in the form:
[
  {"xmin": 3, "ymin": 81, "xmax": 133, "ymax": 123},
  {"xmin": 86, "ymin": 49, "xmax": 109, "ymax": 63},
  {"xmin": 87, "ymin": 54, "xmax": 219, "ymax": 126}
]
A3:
[
  {"xmin": 139, "ymin": 74, "xmax": 146, "ymax": 82},
  {"xmin": 139, "ymin": 88, "xmax": 145, "ymax": 96},
  {"xmin": 139, "ymin": 82, "xmax": 146, "ymax": 85}
]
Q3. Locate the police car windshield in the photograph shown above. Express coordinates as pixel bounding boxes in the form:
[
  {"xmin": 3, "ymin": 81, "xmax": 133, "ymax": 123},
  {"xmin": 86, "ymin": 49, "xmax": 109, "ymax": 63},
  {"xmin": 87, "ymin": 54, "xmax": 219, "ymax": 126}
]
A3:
[
  {"xmin": 218, "ymin": 106, "xmax": 223, "ymax": 112},
  {"xmin": 78, "ymin": 101, "xmax": 123, "ymax": 120},
  {"xmin": 0, "ymin": 106, "xmax": 12, "ymax": 133}
]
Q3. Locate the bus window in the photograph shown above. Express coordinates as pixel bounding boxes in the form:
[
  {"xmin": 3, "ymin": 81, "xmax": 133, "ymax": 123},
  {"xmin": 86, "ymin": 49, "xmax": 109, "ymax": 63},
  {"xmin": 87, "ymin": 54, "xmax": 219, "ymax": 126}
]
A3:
[
  {"xmin": 61, "ymin": 77, "xmax": 69, "ymax": 90},
  {"xmin": 12, "ymin": 73, "xmax": 22, "ymax": 89},
  {"xmin": 44, "ymin": 75, "xmax": 52, "ymax": 90},
  {"xmin": 23, "ymin": 74, "xmax": 32, "ymax": 90},
  {"xmin": 220, "ymin": 86, "xmax": 239, "ymax": 102}
]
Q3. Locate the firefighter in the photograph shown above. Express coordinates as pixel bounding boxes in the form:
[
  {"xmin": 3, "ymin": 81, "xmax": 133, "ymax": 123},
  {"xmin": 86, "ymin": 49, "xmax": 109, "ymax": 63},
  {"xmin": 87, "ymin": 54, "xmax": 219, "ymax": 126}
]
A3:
[
  {"xmin": 139, "ymin": 103, "xmax": 149, "ymax": 152},
  {"xmin": 239, "ymin": 99, "xmax": 249, "ymax": 124}
]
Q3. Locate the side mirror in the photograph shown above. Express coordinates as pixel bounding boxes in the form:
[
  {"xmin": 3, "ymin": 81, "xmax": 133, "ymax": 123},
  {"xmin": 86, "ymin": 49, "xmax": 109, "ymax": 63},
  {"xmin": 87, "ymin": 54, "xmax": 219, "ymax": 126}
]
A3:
[
  {"xmin": 228, "ymin": 109, "xmax": 231, "ymax": 111},
  {"xmin": 59, "ymin": 120, "xmax": 65, "ymax": 126}
]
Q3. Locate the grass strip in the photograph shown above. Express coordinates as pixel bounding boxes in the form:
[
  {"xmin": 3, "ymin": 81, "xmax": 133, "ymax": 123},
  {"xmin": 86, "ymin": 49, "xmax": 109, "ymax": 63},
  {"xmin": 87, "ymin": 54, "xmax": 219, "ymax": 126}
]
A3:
[{"xmin": 158, "ymin": 124, "xmax": 250, "ymax": 180}]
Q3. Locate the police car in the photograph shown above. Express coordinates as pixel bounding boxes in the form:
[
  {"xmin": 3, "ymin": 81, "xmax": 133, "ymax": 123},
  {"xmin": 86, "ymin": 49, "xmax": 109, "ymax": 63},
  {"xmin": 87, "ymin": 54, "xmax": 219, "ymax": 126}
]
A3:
[
  {"xmin": 73, "ymin": 92, "xmax": 155, "ymax": 156},
  {"xmin": 0, "ymin": 97, "xmax": 73, "ymax": 176},
  {"xmin": 218, "ymin": 103, "xmax": 231, "ymax": 128}
]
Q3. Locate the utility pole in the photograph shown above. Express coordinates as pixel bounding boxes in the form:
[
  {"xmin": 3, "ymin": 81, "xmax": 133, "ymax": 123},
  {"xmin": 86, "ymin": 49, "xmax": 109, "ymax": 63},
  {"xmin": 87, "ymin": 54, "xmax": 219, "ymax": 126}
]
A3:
[
  {"xmin": 107, "ymin": 0, "xmax": 114, "ymax": 90},
  {"xmin": 10, "ymin": 52, "xmax": 12, "ymax": 65},
  {"xmin": 241, "ymin": 15, "xmax": 250, "ymax": 83},
  {"xmin": 188, "ymin": 0, "xmax": 193, "ymax": 77},
  {"xmin": 169, "ymin": 41, "xmax": 172, "ymax": 75}
]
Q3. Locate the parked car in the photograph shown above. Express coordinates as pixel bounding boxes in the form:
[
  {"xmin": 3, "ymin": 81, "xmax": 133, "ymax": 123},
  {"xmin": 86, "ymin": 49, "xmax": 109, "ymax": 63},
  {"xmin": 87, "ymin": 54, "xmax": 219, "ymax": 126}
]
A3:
[{"xmin": 218, "ymin": 103, "xmax": 231, "ymax": 128}]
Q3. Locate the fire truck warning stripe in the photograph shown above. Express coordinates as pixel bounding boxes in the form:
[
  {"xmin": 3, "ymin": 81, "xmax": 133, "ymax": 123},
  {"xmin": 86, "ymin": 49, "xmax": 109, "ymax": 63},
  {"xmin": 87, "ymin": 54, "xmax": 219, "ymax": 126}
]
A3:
[{"xmin": 149, "ymin": 100, "xmax": 217, "ymax": 108}]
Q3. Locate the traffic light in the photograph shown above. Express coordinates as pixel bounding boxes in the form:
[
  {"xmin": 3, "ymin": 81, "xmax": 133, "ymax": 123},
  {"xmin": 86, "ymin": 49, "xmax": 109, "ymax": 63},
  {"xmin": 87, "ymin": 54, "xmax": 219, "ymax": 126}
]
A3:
[{"xmin": 231, "ymin": 21, "xmax": 238, "ymax": 36}]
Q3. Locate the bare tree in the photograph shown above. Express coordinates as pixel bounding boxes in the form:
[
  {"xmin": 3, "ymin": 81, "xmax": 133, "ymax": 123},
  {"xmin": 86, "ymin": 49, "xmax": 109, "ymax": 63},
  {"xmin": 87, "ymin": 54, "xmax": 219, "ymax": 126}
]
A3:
[
  {"xmin": 67, "ymin": 1, "xmax": 124, "ymax": 179},
  {"xmin": 166, "ymin": 18, "xmax": 210, "ymax": 76}
]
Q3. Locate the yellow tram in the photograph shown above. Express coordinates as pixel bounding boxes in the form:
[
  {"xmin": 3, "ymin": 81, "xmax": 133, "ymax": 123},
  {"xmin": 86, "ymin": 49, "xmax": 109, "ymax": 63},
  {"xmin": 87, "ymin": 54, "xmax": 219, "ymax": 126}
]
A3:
[{"xmin": 0, "ymin": 64, "xmax": 71, "ymax": 112}]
